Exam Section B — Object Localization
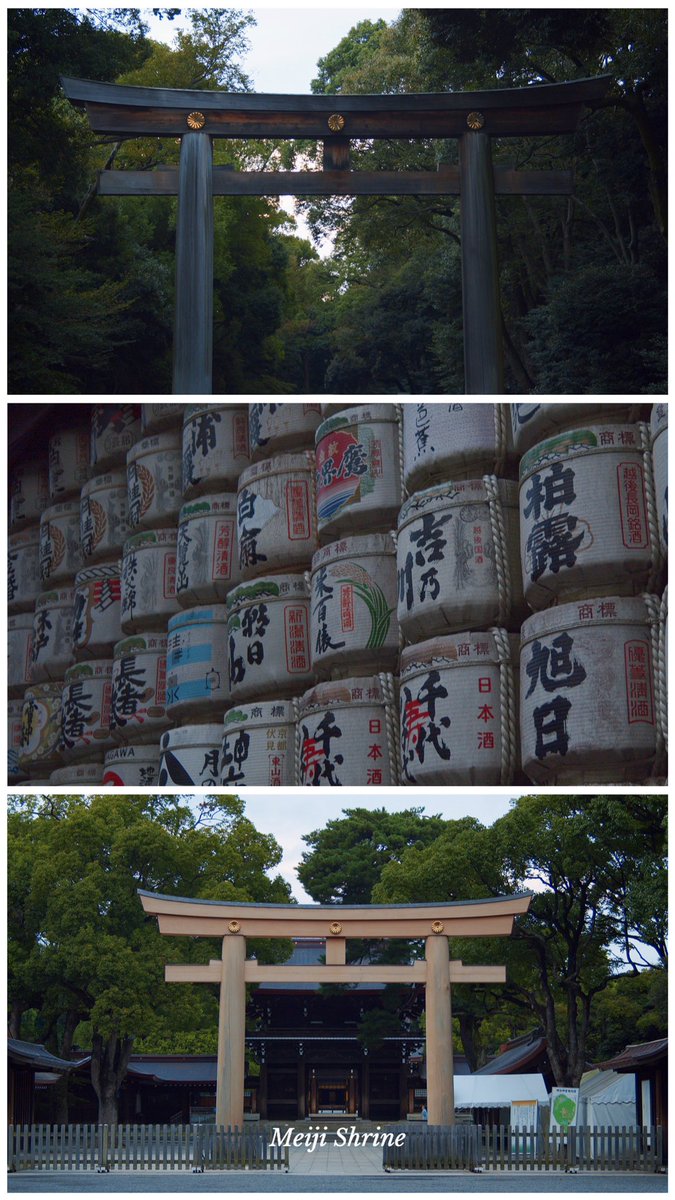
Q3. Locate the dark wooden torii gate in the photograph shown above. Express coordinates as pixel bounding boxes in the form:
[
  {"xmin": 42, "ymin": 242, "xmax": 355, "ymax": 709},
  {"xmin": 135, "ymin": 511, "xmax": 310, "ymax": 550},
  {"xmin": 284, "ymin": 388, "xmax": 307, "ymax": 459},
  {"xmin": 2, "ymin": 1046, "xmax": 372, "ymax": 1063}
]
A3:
[{"xmin": 62, "ymin": 75, "xmax": 609, "ymax": 395}]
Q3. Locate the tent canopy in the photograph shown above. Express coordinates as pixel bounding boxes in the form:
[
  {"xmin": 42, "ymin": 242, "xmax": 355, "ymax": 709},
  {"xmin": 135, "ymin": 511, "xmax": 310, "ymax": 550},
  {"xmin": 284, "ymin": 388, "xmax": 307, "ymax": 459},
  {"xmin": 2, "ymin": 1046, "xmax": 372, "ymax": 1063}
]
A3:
[{"xmin": 455, "ymin": 1074, "xmax": 549, "ymax": 1108}]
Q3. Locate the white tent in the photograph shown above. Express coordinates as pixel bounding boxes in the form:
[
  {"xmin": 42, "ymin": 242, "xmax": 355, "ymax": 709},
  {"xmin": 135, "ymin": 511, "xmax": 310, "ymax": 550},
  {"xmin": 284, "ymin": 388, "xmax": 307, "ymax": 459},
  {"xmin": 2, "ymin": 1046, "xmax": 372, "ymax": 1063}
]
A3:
[
  {"xmin": 455, "ymin": 1074, "xmax": 549, "ymax": 1108},
  {"xmin": 579, "ymin": 1070, "xmax": 637, "ymax": 1130}
]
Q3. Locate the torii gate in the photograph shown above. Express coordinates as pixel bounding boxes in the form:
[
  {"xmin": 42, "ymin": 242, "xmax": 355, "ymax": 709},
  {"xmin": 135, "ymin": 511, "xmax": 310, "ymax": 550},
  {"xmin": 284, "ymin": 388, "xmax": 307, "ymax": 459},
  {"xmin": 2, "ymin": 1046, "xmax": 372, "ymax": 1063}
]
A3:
[
  {"xmin": 62, "ymin": 75, "xmax": 608, "ymax": 396},
  {"xmin": 139, "ymin": 890, "xmax": 531, "ymax": 1127}
]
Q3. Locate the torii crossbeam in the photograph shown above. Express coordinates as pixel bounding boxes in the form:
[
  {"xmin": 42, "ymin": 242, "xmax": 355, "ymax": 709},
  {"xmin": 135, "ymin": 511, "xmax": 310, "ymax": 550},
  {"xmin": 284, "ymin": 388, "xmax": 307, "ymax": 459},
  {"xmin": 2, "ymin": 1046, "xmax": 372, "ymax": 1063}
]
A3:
[
  {"xmin": 62, "ymin": 76, "xmax": 609, "ymax": 395},
  {"xmin": 139, "ymin": 890, "xmax": 532, "ymax": 1127}
]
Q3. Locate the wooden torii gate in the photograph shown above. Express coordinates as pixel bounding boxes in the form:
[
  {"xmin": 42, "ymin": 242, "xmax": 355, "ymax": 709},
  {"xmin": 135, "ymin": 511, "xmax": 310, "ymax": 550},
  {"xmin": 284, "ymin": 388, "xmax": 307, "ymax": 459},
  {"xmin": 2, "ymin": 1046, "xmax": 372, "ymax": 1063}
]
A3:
[
  {"xmin": 62, "ymin": 75, "xmax": 608, "ymax": 396},
  {"xmin": 139, "ymin": 889, "xmax": 531, "ymax": 1128}
]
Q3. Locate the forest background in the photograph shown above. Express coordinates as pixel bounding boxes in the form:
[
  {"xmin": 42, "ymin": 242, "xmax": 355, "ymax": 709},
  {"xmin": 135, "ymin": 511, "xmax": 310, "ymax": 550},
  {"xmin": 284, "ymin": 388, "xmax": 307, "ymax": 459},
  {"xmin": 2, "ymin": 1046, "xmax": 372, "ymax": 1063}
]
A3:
[{"xmin": 8, "ymin": 6, "xmax": 668, "ymax": 395}]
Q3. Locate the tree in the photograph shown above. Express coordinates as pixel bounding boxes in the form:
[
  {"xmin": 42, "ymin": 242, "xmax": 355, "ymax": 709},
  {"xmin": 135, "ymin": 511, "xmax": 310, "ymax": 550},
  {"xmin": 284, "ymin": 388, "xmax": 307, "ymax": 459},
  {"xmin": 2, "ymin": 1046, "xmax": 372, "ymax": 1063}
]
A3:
[{"xmin": 8, "ymin": 794, "xmax": 293, "ymax": 1124}]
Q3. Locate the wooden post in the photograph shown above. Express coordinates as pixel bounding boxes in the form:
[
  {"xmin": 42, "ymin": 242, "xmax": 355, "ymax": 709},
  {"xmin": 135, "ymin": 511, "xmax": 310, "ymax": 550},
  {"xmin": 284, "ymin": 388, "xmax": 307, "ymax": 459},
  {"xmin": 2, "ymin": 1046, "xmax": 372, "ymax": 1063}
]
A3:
[
  {"xmin": 297, "ymin": 1061, "xmax": 306, "ymax": 1119},
  {"xmin": 459, "ymin": 130, "xmax": 504, "ymax": 395},
  {"xmin": 173, "ymin": 131, "xmax": 213, "ymax": 395},
  {"xmin": 425, "ymin": 935, "xmax": 455, "ymax": 1126},
  {"xmin": 216, "ymin": 935, "xmax": 245, "ymax": 1128}
]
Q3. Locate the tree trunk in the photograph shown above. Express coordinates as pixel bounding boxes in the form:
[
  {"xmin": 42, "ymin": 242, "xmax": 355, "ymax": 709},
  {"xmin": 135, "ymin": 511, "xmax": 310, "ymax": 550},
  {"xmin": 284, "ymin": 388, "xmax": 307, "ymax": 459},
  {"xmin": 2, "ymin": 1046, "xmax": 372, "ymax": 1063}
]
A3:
[
  {"xmin": 90, "ymin": 1031, "xmax": 134, "ymax": 1126},
  {"xmin": 8, "ymin": 1001, "xmax": 23, "ymax": 1040},
  {"xmin": 51, "ymin": 1010, "xmax": 80, "ymax": 1124}
]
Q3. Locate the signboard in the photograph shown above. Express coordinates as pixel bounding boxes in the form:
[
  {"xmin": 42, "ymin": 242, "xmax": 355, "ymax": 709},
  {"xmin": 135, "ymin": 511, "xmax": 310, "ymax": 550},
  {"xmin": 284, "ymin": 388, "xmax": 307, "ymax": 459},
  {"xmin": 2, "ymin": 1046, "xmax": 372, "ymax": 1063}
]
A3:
[
  {"xmin": 550, "ymin": 1087, "xmax": 580, "ymax": 1130},
  {"xmin": 510, "ymin": 1099, "xmax": 539, "ymax": 1130}
]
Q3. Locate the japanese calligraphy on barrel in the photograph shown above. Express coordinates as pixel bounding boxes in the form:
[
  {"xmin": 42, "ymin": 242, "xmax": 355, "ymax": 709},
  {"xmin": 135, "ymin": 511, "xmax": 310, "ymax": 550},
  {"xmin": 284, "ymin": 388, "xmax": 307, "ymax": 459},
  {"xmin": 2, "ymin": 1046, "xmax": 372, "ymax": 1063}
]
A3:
[
  {"xmin": 166, "ymin": 605, "xmax": 230, "ymax": 720},
  {"xmin": 315, "ymin": 405, "xmax": 402, "ymax": 538},
  {"xmin": 397, "ymin": 478, "xmax": 523, "ymax": 642},
  {"xmin": 310, "ymin": 534, "xmax": 398, "ymax": 676},
  {"xmin": 49, "ymin": 426, "xmax": 90, "ymax": 501},
  {"xmin": 650, "ymin": 403, "xmax": 667, "ymax": 559},
  {"xmin": 121, "ymin": 528, "xmax": 179, "ymax": 633},
  {"xmin": 227, "ymin": 575, "xmax": 314, "ymax": 702},
  {"xmin": 141, "ymin": 402, "xmax": 186, "ymax": 435},
  {"xmin": 50, "ymin": 761, "xmax": 104, "ymax": 784},
  {"xmin": 510, "ymin": 402, "xmax": 640, "ymax": 455},
  {"xmin": 127, "ymin": 431, "xmax": 183, "ymax": 530},
  {"xmin": 29, "ymin": 588, "xmax": 75, "ymax": 683},
  {"xmin": 297, "ymin": 675, "xmax": 398, "ymax": 786},
  {"xmin": 9, "ymin": 526, "xmax": 42, "ymax": 615},
  {"xmin": 399, "ymin": 631, "xmax": 518, "ymax": 785},
  {"xmin": 9, "ymin": 614, "xmax": 34, "ymax": 698},
  {"xmin": 61, "ymin": 659, "xmax": 115, "ymax": 760},
  {"xmin": 402, "ymin": 403, "xmax": 514, "ymax": 494},
  {"xmin": 182, "ymin": 404, "xmax": 250, "ymax": 498},
  {"xmin": 10, "ymin": 461, "xmax": 49, "ymax": 530},
  {"xmin": 176, "ymin": 494, "xmax": 240, "ymax": 606},
  {"xmin": 39, "ymin": 501, "xmax": 82, "ymax": 585},
  {"xmin": 158, "ymin": 724, "xmax": 223, "ymax": 787},
  {"xmin": 237, "ymin": 452, "xmax": 318, "ymax": 578},
  {"xmin": 9, "ymin": 699, "xmax": 28, "ymax": 782},
  {"xmin": 80, "ymin": 469, "xmax": 129, "ymax": 564},
  {"xmin": 72, "ymin": 562, "xmax": 122, "ymax": 658},
  {"xmin": 520, "ymin": 595, "xmax": 659, "ymax": 783},
  {"xmin": 19, "ymin": 682, "xmax": 64, "ymax": 775},
  {"xmin": 221, "ymin": 699, "xmax": 297, "ymax": 787},
  {"xmin": 519, "ymin": 425, "xmax": 657, "ymax": 608},
  {"xmin": 249, "ymin": 402, "xmax": 323, "ymax": 460},
  {"xmin": 90, "ymin": 404, "xmax": 141, "ymax": 472},
  {"xmin": 111, "ymin": 632, "xmax": 169, "ymax": 743},
  {"xmin": 103, "ymin": 743, "xmax": 161, "ymax": 786}
]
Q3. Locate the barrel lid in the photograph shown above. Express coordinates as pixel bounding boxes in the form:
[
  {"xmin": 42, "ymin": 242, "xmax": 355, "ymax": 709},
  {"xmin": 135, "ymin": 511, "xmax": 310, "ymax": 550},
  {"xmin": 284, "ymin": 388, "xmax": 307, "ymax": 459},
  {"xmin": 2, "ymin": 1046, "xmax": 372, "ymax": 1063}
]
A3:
[
  {"xmin": 23, "ymin": 681, "xmax": 65, "ymax": 699},
  {"xmin": 238, "ymin": 451, "xmax": 315, "ymax": 488},
  {"xmin": 521, "ymin": 594, "xmax": 653, "ymax": 643},
  {"xmin": 41, "ymin": 499, "xmax": 81, "ymax": 519},
  {"xmin": 311, "ymin": 532, "xmax": 395, "ymax": 570},
  {"xmin": 123, "ymin": 527, "xmax": 178, "ymax": 554},
  {"xmin": 316, "ymin": 404, "xmax": 399, "ymax": 444},
  {"xmin": 398, "ymin": 478, "xmax": 518, "ymax": 528},
  {"xmin": 227, "ymin": 574, "xmax": 308, "ymax": 612},
  {"xmin": 105, "ymin": 744, "xmax": 161, "ymax": 762},
  {"xmin": 519, "ymin": 424, "xmax": 642, "ymax": 481},
  {"xmin": 81, "ymin": 467, "xmax": 127, "ymax": 495},
  {"xmin": 75, "ymin": 560, "xmax": 121, "ymax": 585},
  {"xmin": 35, "ymin": 587, "xmax": 75, "ymax": 609},
  {"xmin": 224, "ymin": 699, "xmax": 296, "ymax": 728},
  {"xmin": 127, "ymin": 429, "xmax": 181, "ymax": 461},
  {"xmin": 9, "ymin": 524, "xmax": 41, "ymax": 545},
  {"xmin": 167, "ymin": 605, "xmax": 229, "ymax": 631},
  {"xmin": 50, "ymin": 762, "xmax": 104, "ymax": 782},
  {"xmin": 114, "ymin": 632, "xmax": 168, "ymax": 658},
  {"xmin": 179, "ymin": 494, "xmax": 237, "ymax": 522},
  {"xmin": 298, "ymin": 676, "xmax": 388, "ymax": 715},
  {"xmin": 400, "ymin": 632, "xmax": 516, "ymax": 675},
  {"xmin": 184, "ymin": 403, "xmax": 245, "ymax": 421},
  {"xmin": 65, "ymin": 659, "xmax": 113, "ymax": 681},
  {"xmin": 160, "ymin": 724, "xmax": 223, "ymax": 749}
]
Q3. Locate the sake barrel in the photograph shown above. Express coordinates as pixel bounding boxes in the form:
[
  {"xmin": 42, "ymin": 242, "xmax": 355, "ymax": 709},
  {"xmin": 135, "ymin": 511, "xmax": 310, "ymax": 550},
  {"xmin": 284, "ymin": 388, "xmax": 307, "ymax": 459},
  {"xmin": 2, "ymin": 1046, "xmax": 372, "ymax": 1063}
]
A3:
[
  {"xmin": 111, "ymin": 632, "xmax": 169, "ymax": 743},
  {"xmin": 182, "ymin": 404, "xmax": 250, "ymax": 498},
  {"xmin": 39, "ymin": 500, "xmax": 82, "ymax": 585},
  {"xmin": 519, "ymin": 424, "xmax": 656, "ymax": 608},
  {"xmin": 8, "ymin": 613, "xmax": 34, "ymax": 698},
  {"xmin": 402, "ymin": 403, "xmax": 514, "ymax": 494},
  {"xmin": 90, "ymin": 404, "xmax": 141, "ymax": 471},
  {"xmin": 176, "ymin": 494, "xmax": 240, "ymax": 607},
  {"xmin": 520, "ymin": 595, "xmax": 659, "ymax": 784},
  {"xmin": 9, "ymin": 699, "xmax": 28, "ymax": 783},
  {"xmin": 50, "ymin": 761, "xmax": 104, "ymax": 785},
  {"xmin": 511, "ymin": 401, "xmax": 642, "ymax": 455},
  {"xmin": 399, "ymin": 631, "xmax": 518, "ymax": 786},
  {"xmin": 310, "ymin": 534, "xmax": 399, "ymax": 676},
  {"xmin": 80, "ymin": 469, "xmax": 129, "ymax": 563},
  {"xmin": 237, "ymin": 452, "xmax": 318, "ymax": 578},
  {"xmin": 49, "ymin": 425, "xmax": 90, "ymax": 501},
  {"xmin": 61, "ymin": 659, "xmax": 114, "ymax": 760},
  {"xmin": 249, "ymin": 402, "xmax": 323, "ymax": 460},
  {"xmin": 227, "ymin": 575, "xmax": 313, "ymax": 702},
  {"xmin": 315, "ymin": 405, "xmax": 402, "ymax": 538},
  {"xmin": 121, "ymin": 528, "xmax": 179, "ymax": 633},
  {"xmin": 103, "ymin": 744, "xmax": 161, "ymax": 786},
  {"xmin": 297, "ymin": 675, "xmax": 397, "ymax": 786},
  {"xmin": 10, "ymin": 460, "xmax": 49, "ymax": 529},
  {"xmin": 19, "ymin": 682, "xmax": 64, "ymax": 775},
  {"xmin": 221, "ymin": 699, "xmax": 297, "ymax": 786},
  {"xmin": 158, "ymin": 724, "xmax": 222, "ymax": 787},
  {"xmin": 8, "ymin": 526, "xmax": 42, "ymax": 614},
  {"xmin": 651, "ymin": 403, "xmax": 667, "ymax": 558},
  {"xmin": 127, "ymin": 430, "xmax": 182, "ymax": 530},
  {"xmin": 29, "ymin": 588, "xmax": 75, "ymax": 683},
  {"xmin": 166, "ymin": 606, "xmax": 230, "ymax": 720},
  {"xmin": 141, "ymin": 402, "xmax": 185, "ymax": 435},
  {"xmin": 397, "ymin": 478, "xmax": 524, "ymax": 642},
  {"xmin": 72, "ymin": 562, "xmax": 122, "ymax": 658}
]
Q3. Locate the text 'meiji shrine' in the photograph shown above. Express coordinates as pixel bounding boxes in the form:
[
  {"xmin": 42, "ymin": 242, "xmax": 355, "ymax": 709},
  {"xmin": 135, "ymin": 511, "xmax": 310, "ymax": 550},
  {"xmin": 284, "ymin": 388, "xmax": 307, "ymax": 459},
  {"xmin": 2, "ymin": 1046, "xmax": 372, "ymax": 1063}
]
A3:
[
  {"xmin": 62, "ymin": 75, "xmax": 609, "ymax": 395},
  {"xmin": 139, "ymin": 890, "xmax": 531, "ymax": 1128}
]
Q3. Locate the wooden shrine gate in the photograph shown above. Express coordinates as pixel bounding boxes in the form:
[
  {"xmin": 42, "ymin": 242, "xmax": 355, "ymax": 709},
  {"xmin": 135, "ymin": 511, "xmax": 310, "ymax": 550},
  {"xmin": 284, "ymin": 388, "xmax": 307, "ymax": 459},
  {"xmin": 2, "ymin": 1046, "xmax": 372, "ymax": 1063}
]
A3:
[
  {"xmin": 138, "ymin": 891, "xmax": 531, "ymax": 1129},
  {"xmin": 62, "ymin": 75, "xmax": 609, "ymax": 395}
]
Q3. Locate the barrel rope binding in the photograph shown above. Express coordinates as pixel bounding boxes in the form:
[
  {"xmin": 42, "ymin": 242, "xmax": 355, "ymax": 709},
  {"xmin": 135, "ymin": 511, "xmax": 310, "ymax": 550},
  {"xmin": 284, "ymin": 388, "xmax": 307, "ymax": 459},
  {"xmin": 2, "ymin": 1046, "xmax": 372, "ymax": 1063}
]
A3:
[
  {"xmin": 493, "ymin": 403, "xmax": 508, "ymax": 476},
  {"xmin": 642, "ymin": 591, "xmax": 666, "ymax": 774},
  {"xmin": 483, "ymin": 474, "xmax": 512, "ymax": 626},
  {"xmin": 378, "ymin": 670, "xmax": 400, "ymax": 786},
  {"xmin": 390, "ymin": 527, "xmax": 405, "ymax": 656},
  {"xmin": 290, "ymin": 695, "xmax": 301, "ymax": 785},
  {"xmin": 307, "ymin": 447, "xmax": 319, "ymax": 550},
  {"xmin": 659, "ymin": 586, "xmax": 668, "ymax": 752},
  {"xmin": 395, "ymin": 403, "xmax": 408, "ymax": 501},
  {"xmin": 489, "ymin": 626, "xmax": 517, "ymax": 785},
  {"xmin": 639, "ymin": 421, "xmax": 663, "ymax": 594}
]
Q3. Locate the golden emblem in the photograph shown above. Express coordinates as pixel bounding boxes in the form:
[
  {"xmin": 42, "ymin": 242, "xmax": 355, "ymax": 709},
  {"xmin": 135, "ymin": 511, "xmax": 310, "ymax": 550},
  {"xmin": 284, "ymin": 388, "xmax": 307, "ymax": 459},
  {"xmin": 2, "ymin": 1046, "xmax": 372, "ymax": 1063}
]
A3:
[
  {"xmin": 228, "ymin": 920, "xmax": 241, "ymax": 933},
  {"xmin": 431, "ymin": 921, "xmax": 445, "ymax": 934},
  {"xmin": 466, "ymin": 111, "xmax": 485, "ymax": 130},
  {"xmin": 187, "ymin": 111, "xmax": 206, "ymax": 130},
  {"xmin": 327, "ymin": 113, "xmax": 346, "ymax": 133},
  {"xmin": 329, "ymin": 921, "xmax": 343, "ymax": 935}
]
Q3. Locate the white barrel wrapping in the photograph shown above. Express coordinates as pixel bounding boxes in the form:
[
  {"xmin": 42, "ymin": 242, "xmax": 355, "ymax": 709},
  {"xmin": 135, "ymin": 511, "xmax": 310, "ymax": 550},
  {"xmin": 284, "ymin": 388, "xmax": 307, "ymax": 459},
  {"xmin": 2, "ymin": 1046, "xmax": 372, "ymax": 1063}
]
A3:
[
  {"xmin": 182, "ymin": 404, "xmax": 250, "ymax": 497},
  {"xmin": 237, "ymin": 452, "xmax": 318, "ymax": 578},
  {"xmin": 80, "ymin": 469, "xmax": 129, "ymax": 563},
  {"xmin": 221, "ymin": 699, "xmax": 297, "ymax": 786},
  {"xmin": 49, "ymin": 426, "xmax": 90, "ymax": 501},
  {"xmin": 61, "ymin": 659, "xmax": 114, "ymax": 759},
  {"xmin": 250, "ymin": 402, "xmax": 323, "ymax": 459},
  {"xmin": 651, "ymin": 403, "xmax": 667, "ymax": 558},
  {"xmin": 127, "ymin": 430, "xmax": 183, "ymax": 530},
  {"xmin": 519, "ymin": 424, "xmax": 657, "ymax": 608},
  {"xmin": 297, "ymin": 675, "xmax": 397, "ymax": 786},
  {"xmin": 121, "ymin": 529, "xmax": 179, "ymax": 633},
  {"xmin": 72, "ymin": 562, "xmax": 122, "ymax": 658},
  {"xmin": 158, "ymin": 724, "xmax": 223, "ymax": 787},
  {"xmin": 511, "ymin": 401, "xmax": 641, "ymax": 455},
  {"xmin": 50, "ymin": 761, "xmax": 104, "ymax": 784},
  {"xmin": 399, "ymin": 631, "xmax": 518, "ymax": 785},
  {"xmin": 520, "ymin": 595, "xmax": 659, "ymax": 784},
  {"xmin": 90, "ymin": 404, "xmax": 141, "ymax": 471},
  {"xmin": 176, "ymin": 494, "xmax": 240, "ymax": 607},
  {"xmin": 8, "ymin": 526, "xmax": 42, "ymax": 614},
  {"xmin": 19, "ymin": 682, "xmax": 64, "ymax": 774},
  {"xmin": 9, "ymin": 614, "xmax": 34, "ymax": 698},
  {"xmin": 39, "ymin": 501, "xmax": 82, "ymax": 585},
  {"xmin": 9, "ymin": 699, "xmax": 28, "ymax": 782},
  {"xmin": 315, "ymin": 405, "xmax": 401, "ymax": 538},
  {"xmin": 310, "ymin": 534, "xmax": 399, "ymax": 676},
  {"xmin": 166, "ymin": 605, "xmax": 230, "ymax": 720},
  {"xmin": 402, "ymin": 403, "xmax": 513, "ymax": 494},
  {"xmin": 29, "ymin": 588, "xmax": 75, "ymax": 684},
  {"xmin": 111, "ymin": 632, "xmax": 169, "ymax": 743},
  {"xmin": 103, "ymin": 744, "xmax": 161, "ymax": 786},
  {"xmin": 141, "ymin": 402, "xmax": 185, "ymax": 435},
  {"xmin": 227, "ymin": 575, "xmax": 313, "ymax": 702},
  {"xmin": 397, "ymin": 478, "xmax": 524, "ymax": 642},
  {"xmin": 10, "ymin": 461, "xmax": 50, "ymax": 530}
]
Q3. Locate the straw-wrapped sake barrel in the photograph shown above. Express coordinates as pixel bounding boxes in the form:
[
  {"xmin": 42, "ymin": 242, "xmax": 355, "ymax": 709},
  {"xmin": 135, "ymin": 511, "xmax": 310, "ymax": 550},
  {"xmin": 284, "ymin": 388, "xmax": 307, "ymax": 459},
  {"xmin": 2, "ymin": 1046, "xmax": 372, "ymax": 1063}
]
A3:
[
  {"xmin": 121, "ymin": 529, "xmax": 179, "ymax": 632},
  {"xmin": 158, "ymin": 725, "xmax": 223, "ymax": 787},
  {"xmin": 39, "ymin": 501, "xmax": 82, "ymax": 585},
  {"xmin": 72, "ymin": 562, "xmax": 122, "ymax": 658},
  {"xmin": 182, "ymin": 404, "xmax": 250, "ymax": 498},
  {"xmin": 10, "ymin": 461, "xmax": 49, "ymax": 530},
  {"xmin": 9, "ymin": 614, "xmax": 34, "ymax": 698},
  {"xmin": 297, "ymin": 675, "xmax": 397, "ymax": 786},
  {"xmin": 237, "ymin": 452, "xmax": 318, "ymax": 578},
  {"xmin": 49, "ymin": 426, "xmax": 90, "ymax": 501},
  {"xmin": 520, "ymin": 595, "xmax": 660, "ymax": 784},
  {"xmin": 166, "ymin": 606, "xmax": 230, "ymax": 720},
  {"xmin": 176, "ymin": 494, "xmax": 240, "ymax": 607},
  {"xmin": 510, "ymin": 401, "xmax": 642, "ymax": 454},
  {"xmin": 8, "ymin": 526, "xmax": 42, "ymax": 615},
  {"xmin": 80, "ymin": 469, "xmax": 129, "ymax": 564},
  {"xmin": 19, "ymin": 682, "xmax": 64, "ymax": 776},
  {"xmin": 29, "ymin": 588, "xmax": 75, "ymax": 683},
  {"xmin": 111, "ymin": 633, "xmax": 169, "ymax": 743},
  {"xmin": 61, "ymin": 659, "xmax": 114, "ymax": 760},
  {"xmin": 397, "ymin": 478, "xmax": 523, "ymax": 642},
  {"xmin": 650, "ymin": 403, "xmax": 667, "ymax": 559},
  {"xmin": 402, "ymin": 403, "xmax": 514, "ymax": 494},
  {"xmin": 103, "ymin": 744, "xmax": 161, "ymax": 786},
  {"xmin": 315, "ymin": 405, "xmax": 401, "ymax": 538},
  {"xmin": 9, "ymin": 699, "xmax": 28, "ymax": 782},
  {"xmin": 249, "ymin": 402, "xmax": 323, "ymax": 460},
  {"xmin": 310, "ymin": 534, "xmax": 398, "ymax": 676},
  {"xmin": 141, "ymin": 402, "xmax": 185, "ymax": 435},
  {"xmin": 90, "ymin": 404, "xmax": 141, "ymax": 472},
  {"xmin": 127, "ymin": 431, "xmax": 182, "ymax": 530},
  {"xmin": 399, "ymin": 631, "xmax": 518, "ymax": 785},
  {"xmin": 227, "ymin": 575, "xmax": 313, "ymax": 702},
  {"xmin": 221, "ymin": 699, "xmax": 297, "ymax": 786}
]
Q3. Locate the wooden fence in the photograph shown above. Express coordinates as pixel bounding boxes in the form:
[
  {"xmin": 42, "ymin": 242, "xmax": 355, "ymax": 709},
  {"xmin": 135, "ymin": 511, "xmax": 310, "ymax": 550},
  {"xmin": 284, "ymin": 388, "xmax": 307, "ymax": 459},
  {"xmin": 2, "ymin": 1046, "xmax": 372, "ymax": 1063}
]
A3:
[
  {"xmin": 7, "ymin": 1124, "xmax": 289, "ymax": 1172},
  {"xmin": 383, "ymin": 1124, "xmax": 665, "ymax": 1172}
]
